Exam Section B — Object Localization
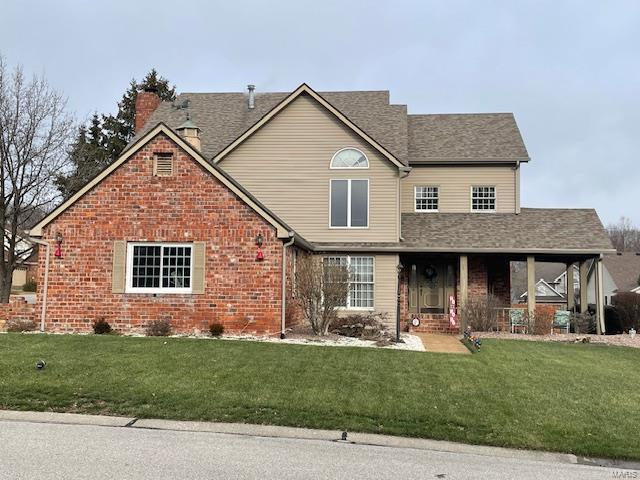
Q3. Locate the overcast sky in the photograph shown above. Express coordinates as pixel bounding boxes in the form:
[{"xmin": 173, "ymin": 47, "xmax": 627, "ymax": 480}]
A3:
[{"xmin": 2, "ymin": 0, "xmax": 638, "ymax": 225}]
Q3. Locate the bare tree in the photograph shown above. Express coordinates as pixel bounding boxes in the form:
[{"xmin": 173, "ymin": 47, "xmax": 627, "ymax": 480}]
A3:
[
  {"xmin": 295, "ymin": 255, "xmax": 349, "ymax": 335},
  {"xmin": 0, "ymin": 57, "xmax": 74, "ymax": 302},
  {"xmin": 607, "ymin": 216, "xmax": 640, "ymax": 252}
]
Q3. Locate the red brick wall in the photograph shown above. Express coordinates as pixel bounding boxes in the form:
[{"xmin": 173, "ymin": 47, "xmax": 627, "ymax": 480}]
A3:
[
  {"xmin": 36, "ymin": 133, "xmax": 284, "ymax": 335},
  {"xmin": 0, "ymin": 296, "xmax": 36, "ymax": 330}
]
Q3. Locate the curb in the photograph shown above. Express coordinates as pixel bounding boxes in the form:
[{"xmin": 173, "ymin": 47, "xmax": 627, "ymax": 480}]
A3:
[{"xmin": 2, "ymin": 409, "xmax": 633, "ymax": 469}]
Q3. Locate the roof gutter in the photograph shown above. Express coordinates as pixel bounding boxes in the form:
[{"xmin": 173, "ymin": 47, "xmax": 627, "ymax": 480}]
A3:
[
  {"xmin": 308, "ymin": 245, "xmax": 617, "ymax": 255},
  {"xmin": 280, "ymin": 232, "xmax": 296, "ymax": 339}
]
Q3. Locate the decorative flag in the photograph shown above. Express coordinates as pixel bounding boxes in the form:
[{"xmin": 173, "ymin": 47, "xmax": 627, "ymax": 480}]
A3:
[{"xmin": 449, "ymin": 294, "xmax": 457, "ymax": 327}]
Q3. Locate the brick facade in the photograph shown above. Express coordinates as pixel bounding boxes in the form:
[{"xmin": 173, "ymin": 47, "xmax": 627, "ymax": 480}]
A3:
[
  {"xmin": 0, "ymin": 296, "xmax": 36, "ymax": 330},
  {"xmin": 36, "ymin": 133, "xmax": 286, "ymax": 335}
]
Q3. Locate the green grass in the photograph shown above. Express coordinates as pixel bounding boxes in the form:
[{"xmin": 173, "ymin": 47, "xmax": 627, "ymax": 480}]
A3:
[{"xmin": 1, "ymin": 334, "xmax": 639, "ymax": 459}]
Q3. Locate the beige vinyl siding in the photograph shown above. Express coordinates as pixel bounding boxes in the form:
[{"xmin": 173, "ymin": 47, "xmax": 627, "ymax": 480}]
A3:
[
  {"xmin": 373, "ymin": 254, "xmax": 399, "ymax": 329},
  {"xmin": 401, "ymin": 166, "xmax": 517, "ymax": 213},
  {"xmin": 220, "ymin": 94, "xmax": 399, "ymax": 242},
  {"xmin": 331, "ymin": 253, "xmax": 399, "ymax": 329}
]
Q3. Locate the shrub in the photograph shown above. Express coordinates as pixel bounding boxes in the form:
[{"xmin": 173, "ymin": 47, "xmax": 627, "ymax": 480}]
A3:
[
  {"xmin": 612, "ymin": 292, "xmax": 640, "ymax": 331},
  {"xmin": 209, "ymin": 322, "xmax": 224, "ymax": 337},
  {"xmin": 92, "ymin": 318, "xmax": 112, "ymax": 335},
  {"xmin": 146, "ymin": 319, "xmax": 172, "ymax": 337},
  {"xmin": 6, "ymin": 318, "xmax": 36, "ymax": 332},
  {"xmin": 531, "ymin": 307, "xmax": 554, "ymax": 335},
  {"xmin": 571, "ymin": 312, "xmax": 596, "ymax": 334},
  {"xmin": 329, "ymin": 313, "xmax": 388, "ymax": 339},
  {"xmin": 22, "ymin": 279, "xmax": 37, "ymax": 292},
  {"xmin": 295, "ymin": 255, "xmax": 349, "ymax": 336},
  {"xmin": 461, "ymin": 294, "xmax": 505, "ymax": 332}
]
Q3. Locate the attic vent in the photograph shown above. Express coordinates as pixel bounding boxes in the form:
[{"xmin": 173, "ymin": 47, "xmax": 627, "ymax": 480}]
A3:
[{"xmin": 153, "ymin": 153, "xmax": 173, "ymax": 177}]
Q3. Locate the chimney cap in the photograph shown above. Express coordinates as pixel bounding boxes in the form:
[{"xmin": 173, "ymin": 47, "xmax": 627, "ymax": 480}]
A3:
[
  {"xmin": 142, "ymin": 86, "xmax": 159, "ymax": 93},
  {"xmin": 247, "ymin": 84, "xmax": 255, "ymax": 91}
]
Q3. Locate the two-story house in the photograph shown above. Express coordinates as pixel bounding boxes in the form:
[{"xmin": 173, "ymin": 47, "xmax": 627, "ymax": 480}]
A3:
[{"xmin": 29, "ymin": 84, "xmax": 614, "ymax": 335}]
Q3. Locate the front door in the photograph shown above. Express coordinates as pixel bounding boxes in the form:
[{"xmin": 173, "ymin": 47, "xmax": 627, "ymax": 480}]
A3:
[{"xmin": 408, "ymin": 260, "xmax": 456, "ymax": 314}]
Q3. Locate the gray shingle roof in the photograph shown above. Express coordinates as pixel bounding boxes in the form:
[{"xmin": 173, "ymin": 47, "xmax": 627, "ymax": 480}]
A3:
[
  {"xmin": 408, "ymin": 113, "xmax": 529, "ymax": 162},
  {"xmin": 400, "ymin": 208, "xmax": 613, "ymax": 253},
  {"xmin": 134, "ymin": 87, "xmax": 527, "ymax": 166},
  {"xmin": 603, "ymin": 252, "xmax": 640, "ymax": 292}
]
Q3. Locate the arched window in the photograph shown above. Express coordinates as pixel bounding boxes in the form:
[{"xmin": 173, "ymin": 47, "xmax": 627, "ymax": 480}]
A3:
[{"xmin": 330, "ymin": 148, "xmax": 369, "ymax": 169}]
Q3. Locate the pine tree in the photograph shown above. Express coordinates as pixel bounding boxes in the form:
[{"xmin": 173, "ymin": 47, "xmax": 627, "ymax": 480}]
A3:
[{"xmin": 56, "ymin": 69, "xmax": 176, "ymax": 198}]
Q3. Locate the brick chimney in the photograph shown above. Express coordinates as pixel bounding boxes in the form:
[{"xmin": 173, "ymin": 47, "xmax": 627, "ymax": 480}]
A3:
[{"xmin": 135, "ymin": 87, "xmax": 161, "ymax": 133}]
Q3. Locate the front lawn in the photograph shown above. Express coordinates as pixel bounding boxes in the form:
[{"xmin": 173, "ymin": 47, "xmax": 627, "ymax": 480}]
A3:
[{"xmin": 1, "ymin": 334, "xmax": 639, "ymax": 459}]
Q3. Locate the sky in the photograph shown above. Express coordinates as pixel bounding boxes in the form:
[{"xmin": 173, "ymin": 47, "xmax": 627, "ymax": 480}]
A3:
[{"xmin": 2, "ymin": 0, "xmax": 638, "ymax": 225}]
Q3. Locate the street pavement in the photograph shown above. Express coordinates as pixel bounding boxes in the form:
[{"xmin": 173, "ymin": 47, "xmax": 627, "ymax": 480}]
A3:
[{"xmin": 0, "ymin": 416, "xmax": 633, "ymax": 480}]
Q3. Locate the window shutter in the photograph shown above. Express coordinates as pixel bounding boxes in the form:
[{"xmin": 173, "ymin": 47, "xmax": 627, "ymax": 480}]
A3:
[
  {"xmin": 192, "ymin": 242, "xmax": 206, "ymax": 294},
  {"xmin": 112, "ymin": 241, "xmax": 127, "ymax": 293}
]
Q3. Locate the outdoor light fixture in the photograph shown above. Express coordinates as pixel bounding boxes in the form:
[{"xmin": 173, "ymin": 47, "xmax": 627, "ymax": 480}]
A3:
[
  {"xmin": 54, "ymin": 232, "xmax": 63, "ymax": 258},
  {"xmin": 255, "ymin": 233, "xmax": 264, "ymax": 261}
]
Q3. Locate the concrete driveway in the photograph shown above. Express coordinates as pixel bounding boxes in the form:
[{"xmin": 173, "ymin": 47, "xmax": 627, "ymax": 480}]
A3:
[{"xmin": 0, "ymin": 413, "xmax": 634, "ymax": 480}]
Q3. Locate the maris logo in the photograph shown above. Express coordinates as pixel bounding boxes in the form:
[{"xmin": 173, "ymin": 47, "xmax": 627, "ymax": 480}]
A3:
[{"xmin": 612, "ymin": 471, "xmax": 638, "ymax": 479}]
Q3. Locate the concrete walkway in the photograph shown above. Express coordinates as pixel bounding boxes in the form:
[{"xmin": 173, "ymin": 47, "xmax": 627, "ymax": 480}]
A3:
[{"xmin": 415, "ymin": 333, "xmax": 471, "ymax": 354}]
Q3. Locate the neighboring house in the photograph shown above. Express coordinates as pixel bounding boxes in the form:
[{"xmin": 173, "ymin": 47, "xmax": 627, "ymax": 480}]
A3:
[
  {"xmin": 513, "ymin": 262, "xmax": 580, "ymax": 305},
  {"xmin": 28, "ymin": 83, "xmax": 614, "ymax": 335},
  {"xmin": 3, "ymin": 231, "xmax": 38, "ymax": 289},
  {"xmin": 587, "ymin": 252, "xmax": 640, "ymax": 305}
]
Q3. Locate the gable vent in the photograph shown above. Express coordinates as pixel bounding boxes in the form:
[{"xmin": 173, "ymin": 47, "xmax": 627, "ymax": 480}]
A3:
[{"xmin": 153, "ymin": 153, "xmax": 173, "ymax": 176}]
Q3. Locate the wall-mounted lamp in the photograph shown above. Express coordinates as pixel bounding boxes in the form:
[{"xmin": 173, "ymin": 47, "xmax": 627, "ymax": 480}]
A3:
[
  {"xmin": 256, "ymin": 233, "xmax": 264, "ymax": 247},
  {"xmin": 54, "ymin": 232, "xmax": 63, "ymax": 258}
]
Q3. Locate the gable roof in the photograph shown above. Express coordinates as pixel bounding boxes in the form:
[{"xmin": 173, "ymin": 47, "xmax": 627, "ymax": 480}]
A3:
[
  {"xmin": 211, "ymin": 84, "xmax": 405, "ymax": 168},
  {"xmin": 132, "ymin": 84, "xmax": 528, "ymax": 166},
  {"xmin": 602, "ymin": 252, "xmax": 640, "ymax": 292},
  {"xmin": 134, "ymin": 85, "xmax": 407, "ymax": 168},
  {"xmin": 519, "ymin": 279, "xmax": 565, "ymax": 301},
  {"xmin": 30, "ymin": 124, "xmax": 296, "ymax": 239}
]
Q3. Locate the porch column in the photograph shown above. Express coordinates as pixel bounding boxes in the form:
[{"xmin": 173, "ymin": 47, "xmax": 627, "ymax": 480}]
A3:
[
  {"xmin": 579, "ymin": 260, "xmax": 589, "ymax": 314},
  {"xmin": 595, "ymin": 256, "xmax": 605, "ymax": 335},
  {"xmin": 459, "ymin": 255, "xmax": 468, "ymax": 331},
  {"xmin": 565, "ymin": 262, "xmax": 575, "ymax": 311},
  {"xmin": 527, "ymin": 256, "xmax": 536, "ymax": 322}
]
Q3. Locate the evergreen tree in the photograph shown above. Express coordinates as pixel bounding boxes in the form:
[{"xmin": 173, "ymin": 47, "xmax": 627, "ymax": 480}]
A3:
[{"xmin": 56, "ymin": 69, "xmax": 176, "ymax": 198}]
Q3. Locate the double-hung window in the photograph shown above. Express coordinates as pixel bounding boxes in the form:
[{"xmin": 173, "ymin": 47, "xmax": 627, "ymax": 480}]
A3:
[
  {"xmin": 415, "ymin": 186, "xmax": 439, "ymax": 211},
  {"xmin": 127, "ymin": 243, "xmax": 193, "ymax": 293},
  {"xmin": 324, "ymin": 255, "xmax": 374, "ymax": 309},
  {"xmin": 471, "ymin": 186, "xmax": 496, "ymax": 211},
  {"xmin": 330, "ymin": 179, "xmax": 369, "ymax": 228}
]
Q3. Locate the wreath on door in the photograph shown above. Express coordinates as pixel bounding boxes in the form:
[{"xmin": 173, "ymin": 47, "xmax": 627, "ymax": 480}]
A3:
[{"xmin": 425, "ymin": 265, "xmax": 438, "ymax": 288}]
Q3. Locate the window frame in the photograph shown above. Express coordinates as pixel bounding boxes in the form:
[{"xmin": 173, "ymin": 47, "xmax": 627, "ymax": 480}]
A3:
[
  {"xmin": 125, "ymin": 242, "xmax": 193, "ymax": 294},
  {"xmin": 414, "ymin": 185, "xmax": 439, "ymax": 212},
  {"xmin": 329, "ymin": 179, "xmax": 370, "ymax": 229},
  {"xmin": 324, "ymin": 255, "xmax": 375, "ymax": 310},
  {"xmin": 329, "ymin": 147, "xmax": 370, "ymax": 170},
  {"xmin": 470, "ymin": 185, "xmax": 497, "ymax": 212}
]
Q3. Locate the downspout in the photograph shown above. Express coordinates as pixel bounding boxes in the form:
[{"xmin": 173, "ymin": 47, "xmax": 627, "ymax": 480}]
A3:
[
  {"xmin": 281, "ymin": 233, "xmax": 295, "ymax": 339},
  {"xmin": 29, "ymin": 238, "xmax": 51, "ymax": 332},
  {"xmin": 513, "ymin": 161, "xmax": 520, "ymax": 214}
]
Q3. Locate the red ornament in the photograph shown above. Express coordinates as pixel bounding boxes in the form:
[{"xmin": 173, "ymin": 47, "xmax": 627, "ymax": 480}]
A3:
[
  {"xmin": 256, "ymin": 249, "xmax": 264, "ymax": 261},
  {"xmin": 54, "ymin": 244, "xmax": 62, "ymax": 258}
]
